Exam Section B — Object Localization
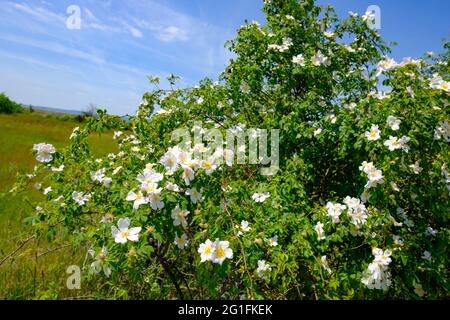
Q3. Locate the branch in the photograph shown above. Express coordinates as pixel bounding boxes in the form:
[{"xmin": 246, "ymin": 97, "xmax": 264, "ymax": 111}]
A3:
[
  {"xmin": 221, "ymin": 192, "xmax": 254, "ymax": 299},
  {"xmin": 37, "ymin": 244, "xmax": 72, "ymax": 258},
  {"xmin": 0, "ymin": 235, "xmax": 35, "ymax": 267},
  {"xmin": 148, "ymin": 238, "xmax": 184, "ymax": 300}
]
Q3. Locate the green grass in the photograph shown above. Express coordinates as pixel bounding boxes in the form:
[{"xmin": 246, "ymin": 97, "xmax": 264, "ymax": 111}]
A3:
[{"xmin": 0, "ymin": 111, "xmax": 117, "ymax": 299}]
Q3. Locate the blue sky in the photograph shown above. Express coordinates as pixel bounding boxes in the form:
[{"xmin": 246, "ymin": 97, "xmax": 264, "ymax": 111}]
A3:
[{"xmin": 0, "ymin": 0, "xmax": 448, "ymax": 115}]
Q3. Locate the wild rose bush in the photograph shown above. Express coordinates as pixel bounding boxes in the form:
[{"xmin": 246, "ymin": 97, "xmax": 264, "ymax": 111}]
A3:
[{"xmin": 11, "ymin": 0, "xmax": 449, "ymax": 299}]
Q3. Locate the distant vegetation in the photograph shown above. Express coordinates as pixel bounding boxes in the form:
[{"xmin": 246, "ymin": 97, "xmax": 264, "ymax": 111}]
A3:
[{"xmin": 0, "ymin": 93, "xmax": 22, "ymax": 114}]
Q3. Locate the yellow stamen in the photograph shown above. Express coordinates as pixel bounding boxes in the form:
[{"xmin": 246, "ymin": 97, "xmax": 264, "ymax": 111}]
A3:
[{"xmin": 216, "ymin": 247, "xmax": 225, "ymax": 257}]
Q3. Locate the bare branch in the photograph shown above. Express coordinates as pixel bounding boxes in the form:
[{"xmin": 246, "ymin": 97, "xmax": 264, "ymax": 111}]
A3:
[{"xmin": 0, "ymin": 235, "xmax": 35, "ymax": 267}]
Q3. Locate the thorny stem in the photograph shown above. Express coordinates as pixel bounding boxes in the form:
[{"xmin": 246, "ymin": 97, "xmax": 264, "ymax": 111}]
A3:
[
  {"xmin": 154, "ymin": 250, "xmax": 184, "ymax": 300},
  {"xmin": 37, "ymin": 244, "xmax": 72, "ymax": 258},
  {"xmin": 170, "ymin": 262, "xmax": 193, "ymax": 300},
  {"xmin": 221, "ymin": 191, "xmax": 254, "ymax": 299},
  {"xmin": 148, "ymin": 236, "xmax": 185, "ymax": 300},
  {"xmin": 0, "ymin": 235, "xmax": 35, "ymax": 267}
]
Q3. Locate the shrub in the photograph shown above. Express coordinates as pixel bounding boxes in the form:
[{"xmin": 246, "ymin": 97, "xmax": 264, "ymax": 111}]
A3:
[
  {"xmin": 0, "ymin": 93, "xmax": 22, "ymax": 114},
  {"xmin": 10, "ymin": 0, "xmax": 449, "ymax": 299}
]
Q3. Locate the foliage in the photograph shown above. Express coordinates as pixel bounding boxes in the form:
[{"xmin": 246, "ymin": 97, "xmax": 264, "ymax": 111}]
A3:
[
  {"xmin": 9, "ymin": 0, "xmax": 449, "ymax": 299},
  {"xmin": 0, "ymin": 93, "xmax": 22, "ymax": 114}
]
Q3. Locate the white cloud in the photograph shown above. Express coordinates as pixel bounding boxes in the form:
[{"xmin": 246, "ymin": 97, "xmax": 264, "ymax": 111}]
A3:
[
  {"xmin": 124, "ymin": 0, "xmax": 231, "ymax": 70},
  {"xmin": 127, "ymin": 25, "xmax": 143, "ymax": 38},
  {"xmin": 156, "ymin": 26, "xmax": 188, "ymax": 42}
]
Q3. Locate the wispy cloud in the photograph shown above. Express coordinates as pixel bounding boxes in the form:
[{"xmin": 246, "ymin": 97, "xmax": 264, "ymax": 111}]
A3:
[
  {"xmin": 124, "ymin": 24, "xmax": 143, "ymax": 38},
  {"xmin": 87, "ymin": 22, "xmax": 120, "ymax": 32},
  {"xmin": 0, "ymin": 49, "xmax": 81, "ymax": 74},
  {"xmin": 8, "ymin": 2, "xmax": 130, "ymax": 37},
  {"xmin": 83, "ymin": 8, "xmax": 98, "ymax": 22},
  {"xmin": 155, "ymin": 25, "xmax": 189, "ymax": 42},
  {"xmin": 0, "ymin": 33, "xmax": 105, "ymax": 64},
  {"xmin": 13, "ymin": 2, "xmax": 65, "ymax": 24}
]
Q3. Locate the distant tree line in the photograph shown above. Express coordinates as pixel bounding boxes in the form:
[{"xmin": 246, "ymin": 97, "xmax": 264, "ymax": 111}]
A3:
[{"xmin": 0, "ymin": 93, "xmax": 22, "ymax": 114}]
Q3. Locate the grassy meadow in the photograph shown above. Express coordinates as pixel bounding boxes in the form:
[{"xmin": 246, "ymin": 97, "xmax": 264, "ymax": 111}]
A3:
[{"xmin": 0, "ymin": 110, "xmax": 117, "ymax": 299}]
